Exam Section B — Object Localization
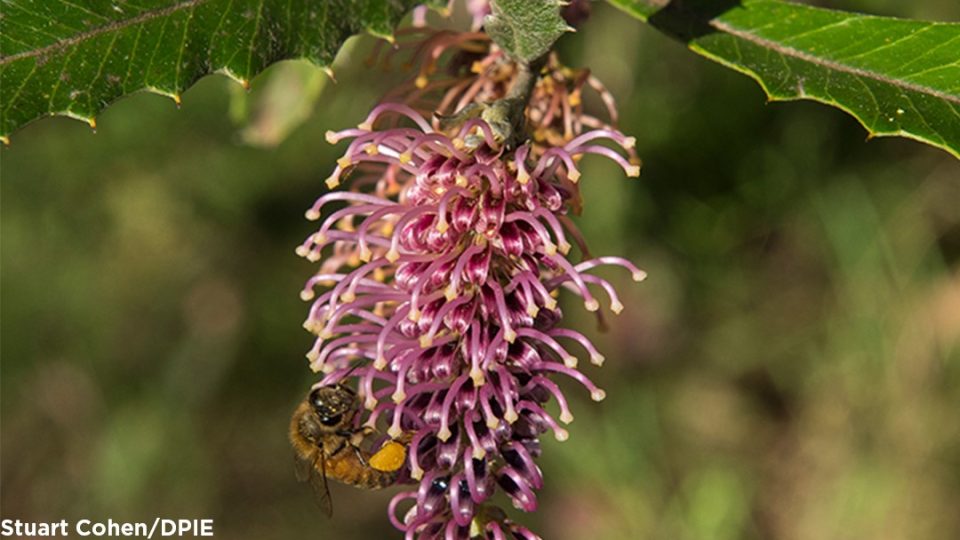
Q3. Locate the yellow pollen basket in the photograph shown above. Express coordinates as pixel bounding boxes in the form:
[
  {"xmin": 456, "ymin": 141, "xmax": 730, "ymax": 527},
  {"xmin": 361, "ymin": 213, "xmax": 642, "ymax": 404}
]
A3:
[{"xmin": 369, "ymin": 440, "xmax": 407, "ymax": 472}]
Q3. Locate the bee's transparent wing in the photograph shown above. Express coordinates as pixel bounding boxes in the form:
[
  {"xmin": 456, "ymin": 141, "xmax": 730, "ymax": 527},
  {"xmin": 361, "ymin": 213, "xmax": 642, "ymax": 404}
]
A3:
[{"xmin": 294, "ymin": 451, "xmax": 333, "ymax": 517}]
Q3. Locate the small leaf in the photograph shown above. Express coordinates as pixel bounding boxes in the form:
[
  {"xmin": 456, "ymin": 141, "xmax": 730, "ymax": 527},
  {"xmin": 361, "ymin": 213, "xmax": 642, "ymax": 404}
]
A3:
[
  {"xmin": 608, "ymin": 0, "xmax": 960, "ymax": 159},
  {"xmin": 486, "ymin": 0, "xmax": 573, "ymax": 63},
  {"xmin": 0, "ymin": 0, "xmax": 436, "ymax": 141}
]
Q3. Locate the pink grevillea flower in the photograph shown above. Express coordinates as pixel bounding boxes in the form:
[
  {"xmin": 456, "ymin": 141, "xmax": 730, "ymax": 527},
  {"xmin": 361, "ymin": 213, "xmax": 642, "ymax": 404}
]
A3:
[
  {"xmin": 297, "ymin": 102, "xmax": 644, "ymax": 538},
  {"xmin": 413, "ymin": 0, "xmax": 490, "ymax": 30},
  {"xmin": 371, "ymin": 30, "xmax": 632, "ymax": 166}
]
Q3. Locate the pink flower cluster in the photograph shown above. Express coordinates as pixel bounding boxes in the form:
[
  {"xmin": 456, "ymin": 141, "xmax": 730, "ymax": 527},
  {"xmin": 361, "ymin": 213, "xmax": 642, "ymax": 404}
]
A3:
[{"xmin": 297, "ymin": 98, "xmax": 642, "ymax": 537}]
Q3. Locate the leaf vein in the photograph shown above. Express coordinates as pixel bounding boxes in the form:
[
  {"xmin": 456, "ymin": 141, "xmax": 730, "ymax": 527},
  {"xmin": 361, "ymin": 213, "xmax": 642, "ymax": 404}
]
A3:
[
  {"xmin": 711, "ymin": 19, "xmax": 960, "ymax": 106},
  {"xmin": 0, "ymin": 0, "xmax": 211, "ymax": 65}
]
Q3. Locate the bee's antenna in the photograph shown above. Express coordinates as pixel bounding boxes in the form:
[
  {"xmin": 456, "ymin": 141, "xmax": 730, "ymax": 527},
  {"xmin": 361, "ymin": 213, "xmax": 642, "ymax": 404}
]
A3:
[
  {"xmin": 340, "ymin": 361, "xmax": 365, "ymax": 381},
  {"xmin": 315, "ymin": 360, "xmax": 368, "ymax": 389},
  {"xmin": 331, "ymin": 360, "xmax": 367, "ymax": 385}
]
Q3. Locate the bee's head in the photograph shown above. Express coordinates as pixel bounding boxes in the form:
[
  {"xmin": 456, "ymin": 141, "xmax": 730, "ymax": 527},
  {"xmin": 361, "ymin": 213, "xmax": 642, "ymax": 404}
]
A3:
[{"xmin": 308, "ymin": 384, "xmax": 357, "ymax": 427}]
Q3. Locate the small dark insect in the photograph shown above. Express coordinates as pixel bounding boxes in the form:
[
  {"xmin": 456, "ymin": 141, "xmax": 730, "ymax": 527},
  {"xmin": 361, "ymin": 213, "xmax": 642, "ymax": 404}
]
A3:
[{"xmin": 289, "ymin": 382, "xmax": 407, "ymax": 517}]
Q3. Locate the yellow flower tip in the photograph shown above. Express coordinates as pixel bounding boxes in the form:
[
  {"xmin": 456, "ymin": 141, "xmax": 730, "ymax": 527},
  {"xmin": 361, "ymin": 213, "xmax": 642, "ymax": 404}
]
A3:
[
  {"xmin": 526, "ymin": 305, "xmax": 540, "ymax": 318},
  {"xmin": 591, "ymin": 353, "xmax": 605, "ymax": 366},
  {"xmin": 455, "ymin": 173, "xmax": 468, "ymax": 187},
  {"xmin": 305, "ymin": 349, "xmax": 320, "ymax": 362},
  {"xmin": 358, "ymin": 246, "xmax": 372, "ymax": 262},
  {"xmin": 452, "ymin": 138, "xmax": 465, "ymax": 150},
  {"xmin": 591, "ymin": 389, "xmax": 607, "ymax": 402},
  {"xmin": 374, "ymin": 356, "xmax": 388, "ymax": 370},
  {"xmin": 486, "ymin": 418, "xmax": 500, "ymax": 430},
  {"xmin": 568, "ymin": 91, "xmax": 582, "ymax": 107},
  {"xmin": 392, "ymin": 390, "xmax": 406, "ymax": 404},
  {"xmin": 358, "ymin": 121, "xmax": 373, "ymax": 131},
  {"xmin": 340, "ymin": 290, "xmax": 356, "ymax": 303},
  {"xmin": 623, "ymin": 136, "xmax": 637, "ymax": 149},
  {"xmin": 386, "ymin": 425, "xmax": 403, "ymax": 441},
  {"xmin": 554, "ymin": 428, "xmax": 570, "ymax": 442},
  {"xmin": 564, "ymin": 356, "xmax": 578, "ymax": 369},
  {"xmin": 304, "ymin": 208, "xmax": 321, "ymax": 220},
  {"xmin": 365, "ymin": 144, "xmax": 379, "ymax": 155},
  {"xmin": 585, "ymin": 299, "xmax": 600, "ymax": 312},
  {"xmin": 419, "ymin": 335, "xmax": 433, "ymax": 348},
  {"xmin": 472, "ymin": 446, "xmax": 486, "ymax": 460},
  {"xmin": 435, "ymin": 220, "xmax": 449, "ymax": 233},
  {"xmin": 312, "ymin": 231, "xmax": 327, "ymax": 244},
  {"xmin": 626, "ymin": 165, "xmax": 641, "ymax": 178},
  {"xmin": 365, "ymin": 397, "xmax": 379, "ymax": 410},
  {"xmin": 325, "ymin": 176, "xmax": 340, "ymax": 189},
  {"xmin": 568, "ymin": 169, "xmax": 581, "ymax": 183},
  {"xmin": 295, "ymin": 245, "xmax": 310, "ymax": 257},
  {"xmin": 516, "ymin": 169, "xmax": 530, "ymax": 185},
  {"xmin": 408, "ymin": 308, "xmax": 421, "ymax": 322},
  {"xmin": 324, "ymin": 130, "xmax": 339, "ymax": 144},
  {"xmin": 560, "ymin": 411, "xmax": 574, "ymax": 424},
  {"xmin": 415, "ymin": 75, "xmax": 429, "ymax": 89},
  {"xmin": 504, "ymin": 409, "xmax": 519, "ymax": 424},
  {"xmin": 300, "ymin": 290, "xmax": 315, "ymax": 301},
  {"xmin": 336, "ymin": 156, "xmax": 352, "ymax": 169},
  {"xmin": 385, "ymin": 248, "xmax": 400, "ymax": 263},
  {"xmin": 555, "ymin": 241, "xmax": 571, "ymax": 255},
  {"xmin": 545, "ymin": 297, "xmax": 558, "ymax": 310},
  {"xmin": 504, "ymin": 328, "xmax": 517, "ymax": 344},
  {"xmin": 444, "ymin": 287, "xmax": 458, "ymax": 301},
  {"xmin": 437, "ymin": 426, "xmax": 452, "ymax": 442},
  {"xmin": 633, "ymin": 270, "xmax": 648, "ymax": 282},
  {"xmin": 320, "ymin": 363, "xmax": 335, "ymax": 374},
  {"xmin": 611, "ymin": 300, "xmax": 624, "ymax": 314},
  {"xmin": 470, "ymin": 61, "xmax": 484, "ymax": 74},
  {"xmin": 470, "ymin": 368, "xmax": 486, "ymax": 387},
  {"xmin": 306, "ymin": 251, "xmax": 321, "ymax": 262},
  {"xmin": 410, "ymin": 466, "xmax": 424, "ymax": 481},
  {"xmin": 398, "ymin": 151, "xmax": 413, "ymax": 164},
  {"xmin": 319, "ymin": 328, "xmax": 334, "ymax": 340},
  {"xmin": 301, "ymin": 320, "xmax": 313, "ymax": 331},
  {"xmin": 544, "ymin": 242, "xmax": 557, "ymax": 256}
]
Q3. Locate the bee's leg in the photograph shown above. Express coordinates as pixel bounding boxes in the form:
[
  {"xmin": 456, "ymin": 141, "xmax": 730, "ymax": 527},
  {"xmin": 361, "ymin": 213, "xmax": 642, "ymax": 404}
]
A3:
[
  {"xmin": 336, "ymin": 427, "xmax": 373, "ymax": 467},
  {"xmin": 328, "ymin": 440, "xmax": 347, "ymax": 457},
  {"xmin": 352, "ymin": 446, "xmax": 370, "ymax": 467},
  {"xmin": 349, "ymin": 425, "xmax": 376, "ymax": 447}
]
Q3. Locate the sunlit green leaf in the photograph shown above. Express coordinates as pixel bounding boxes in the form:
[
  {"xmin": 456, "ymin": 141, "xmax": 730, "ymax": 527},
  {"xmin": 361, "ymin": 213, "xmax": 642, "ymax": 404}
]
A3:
[
  {"xmin": 0, "ymin": 0, "xmax": 433, "ymax": 141},
  {"xmin": 608, "ymin": 0, "xmax": 960, "ymax": 159}
]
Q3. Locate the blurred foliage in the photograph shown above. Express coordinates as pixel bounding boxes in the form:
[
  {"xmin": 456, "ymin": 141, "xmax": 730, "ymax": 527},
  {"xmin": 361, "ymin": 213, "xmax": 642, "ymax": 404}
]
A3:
[{"xmin": 2, "ymin": 2, "xmax": 958, "ymax": 539}]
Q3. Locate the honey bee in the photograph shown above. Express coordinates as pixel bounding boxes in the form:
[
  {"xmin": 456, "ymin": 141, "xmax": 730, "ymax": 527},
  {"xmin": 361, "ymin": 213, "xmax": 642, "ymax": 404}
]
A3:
[{"xmin": 290, "ymin": 382, "xmax": 408, "ymax": 516}]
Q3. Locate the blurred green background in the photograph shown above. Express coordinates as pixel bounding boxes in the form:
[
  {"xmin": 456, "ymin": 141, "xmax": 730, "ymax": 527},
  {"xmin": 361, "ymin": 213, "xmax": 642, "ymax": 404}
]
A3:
[{"xmin": 2, "ymin": 2, "xmax": 958, "ymax": 539}]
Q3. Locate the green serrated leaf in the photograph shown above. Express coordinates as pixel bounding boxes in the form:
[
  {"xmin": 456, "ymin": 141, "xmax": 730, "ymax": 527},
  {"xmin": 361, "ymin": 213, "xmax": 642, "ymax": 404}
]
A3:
[
  {"xmin": 608, "ymin": 0, "xmax": 960, "ymax": 159},
  {"xmin": 486, "ymin": 0, "xmax": 572, "ymax": 63},
  {"xmin": 0, "ymin": 0, "xmax": 435, "ymax": 141}
]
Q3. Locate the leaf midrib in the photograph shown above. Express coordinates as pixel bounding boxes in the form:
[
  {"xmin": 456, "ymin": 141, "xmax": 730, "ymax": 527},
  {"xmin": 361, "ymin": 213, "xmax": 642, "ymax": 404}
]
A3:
[
  {"xmin": 0, "ymin": 0, "xmax": 211, "ymax": 65},
  {"xmin": 710, "ymin": 19, "xmax": 960, "ymax": 105}
]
